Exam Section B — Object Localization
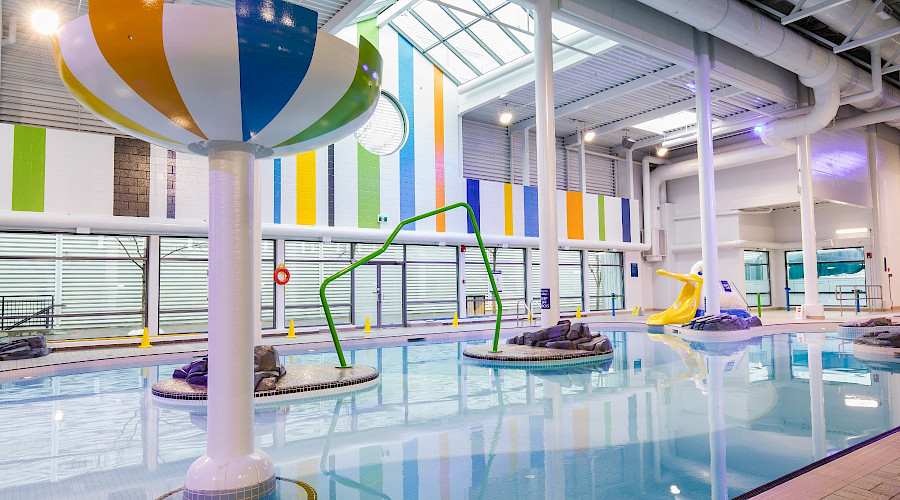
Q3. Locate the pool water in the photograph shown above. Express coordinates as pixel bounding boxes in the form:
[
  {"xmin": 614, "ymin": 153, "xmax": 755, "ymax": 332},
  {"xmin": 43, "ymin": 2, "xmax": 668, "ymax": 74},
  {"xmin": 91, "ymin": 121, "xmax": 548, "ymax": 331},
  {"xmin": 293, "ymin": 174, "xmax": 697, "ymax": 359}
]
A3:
[{"xmin": 1, "ymin": 329, "xmax": 898, "ymax": 499}]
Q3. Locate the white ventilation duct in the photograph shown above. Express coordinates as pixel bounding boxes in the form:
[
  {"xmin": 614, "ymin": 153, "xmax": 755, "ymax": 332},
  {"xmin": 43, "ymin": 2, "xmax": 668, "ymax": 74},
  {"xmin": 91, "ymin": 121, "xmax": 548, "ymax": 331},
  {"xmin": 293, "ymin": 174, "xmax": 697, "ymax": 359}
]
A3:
[{"xmin": 633, "ymin": 0, "xmax": 900, "ymax": 133}]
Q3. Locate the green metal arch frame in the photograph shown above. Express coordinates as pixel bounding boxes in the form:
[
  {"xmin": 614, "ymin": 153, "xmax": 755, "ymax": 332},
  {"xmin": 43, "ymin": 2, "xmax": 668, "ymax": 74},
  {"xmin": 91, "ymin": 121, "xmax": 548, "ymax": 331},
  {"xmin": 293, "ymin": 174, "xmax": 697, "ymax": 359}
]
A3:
[{"xmin": 319, "ymin": 202, "xmax": 502, "ymax": 368}]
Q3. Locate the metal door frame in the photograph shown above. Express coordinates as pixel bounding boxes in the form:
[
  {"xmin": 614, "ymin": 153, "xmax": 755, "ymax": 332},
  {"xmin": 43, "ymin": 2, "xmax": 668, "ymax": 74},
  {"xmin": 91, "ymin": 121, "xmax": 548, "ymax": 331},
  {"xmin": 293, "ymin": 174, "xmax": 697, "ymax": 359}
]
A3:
[{"xmin": 361, "ymin": 260, "xmax": 404, "ymax": 327}]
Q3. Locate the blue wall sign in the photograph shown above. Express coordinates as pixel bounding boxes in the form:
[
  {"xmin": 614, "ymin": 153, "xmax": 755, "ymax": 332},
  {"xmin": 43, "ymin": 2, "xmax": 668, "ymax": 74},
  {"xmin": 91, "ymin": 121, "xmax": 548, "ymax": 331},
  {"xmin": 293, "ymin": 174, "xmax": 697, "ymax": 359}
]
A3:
[{"xmin": 540, "ymin": 288, "xmax": 550, "ymax": 309}]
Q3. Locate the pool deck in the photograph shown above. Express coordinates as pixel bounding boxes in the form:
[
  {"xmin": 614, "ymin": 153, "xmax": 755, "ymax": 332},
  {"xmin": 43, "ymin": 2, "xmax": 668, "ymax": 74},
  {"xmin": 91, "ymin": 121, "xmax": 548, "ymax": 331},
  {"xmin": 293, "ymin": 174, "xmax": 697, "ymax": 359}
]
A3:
[{"xmin": 2, "ymin": 308, "xmax": 899, "ymax": 499}]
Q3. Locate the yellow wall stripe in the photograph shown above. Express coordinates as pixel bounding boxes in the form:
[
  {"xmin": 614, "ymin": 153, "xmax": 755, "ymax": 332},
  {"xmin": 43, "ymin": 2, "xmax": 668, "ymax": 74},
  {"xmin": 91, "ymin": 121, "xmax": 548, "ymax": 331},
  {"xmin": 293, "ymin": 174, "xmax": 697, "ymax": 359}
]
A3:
[
  {"xmin": 567, "ymin": 191, "xmax": 584, "ymax": 240},
  {"xmin": 296, "ymin": 152, "xmax": 316, "ymax": 225},
  {"xmin": 504, "ymin": 183, "xmax": 514, "ymax": 236}
]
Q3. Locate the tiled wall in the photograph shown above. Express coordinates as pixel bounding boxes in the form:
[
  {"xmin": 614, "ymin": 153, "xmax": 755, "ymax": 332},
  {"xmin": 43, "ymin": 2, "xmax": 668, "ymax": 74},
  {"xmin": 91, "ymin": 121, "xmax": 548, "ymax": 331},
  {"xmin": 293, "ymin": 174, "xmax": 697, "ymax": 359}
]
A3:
[{"xmin": 112, "ymin": 137, "xmax": 150, "ymax": 217}]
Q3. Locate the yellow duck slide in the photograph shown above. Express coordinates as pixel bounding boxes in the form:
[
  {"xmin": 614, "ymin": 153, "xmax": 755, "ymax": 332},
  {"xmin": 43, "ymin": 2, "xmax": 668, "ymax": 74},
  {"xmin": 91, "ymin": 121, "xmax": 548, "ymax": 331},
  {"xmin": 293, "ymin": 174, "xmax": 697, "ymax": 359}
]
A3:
[{"xmin": 647, "ymin": 269, "xmax": 704, "ymax": 325}]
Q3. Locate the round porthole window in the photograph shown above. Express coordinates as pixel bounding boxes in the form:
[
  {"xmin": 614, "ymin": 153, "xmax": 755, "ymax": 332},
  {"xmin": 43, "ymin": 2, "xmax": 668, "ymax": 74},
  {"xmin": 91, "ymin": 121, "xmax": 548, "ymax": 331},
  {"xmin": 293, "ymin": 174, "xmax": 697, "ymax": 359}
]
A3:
[{"xmin": 355, "ymin": 90, "xmax": 408, "ymax": 156}]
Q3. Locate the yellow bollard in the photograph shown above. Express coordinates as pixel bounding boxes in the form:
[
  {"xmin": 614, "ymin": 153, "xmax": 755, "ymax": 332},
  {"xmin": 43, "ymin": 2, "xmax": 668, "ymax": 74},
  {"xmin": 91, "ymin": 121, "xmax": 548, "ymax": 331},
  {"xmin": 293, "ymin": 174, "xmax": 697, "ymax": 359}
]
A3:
[
  {"xmin": 364, "ymin": 316, "xmax": 372, "ymax": 333},
  {"xmin": 452, "ymin": 312, "xmax": 459, "ymax": 327},
  {"xmin": 287, "ymin": 319, "xmax": 296, "ymax": 338},
  {"xmin": 576, "ymin": 306, "xmax": 581, "ymax": 318},
  {"xmin": 139, "ymin": 327, "xmax": 152, "ymax": 348}
]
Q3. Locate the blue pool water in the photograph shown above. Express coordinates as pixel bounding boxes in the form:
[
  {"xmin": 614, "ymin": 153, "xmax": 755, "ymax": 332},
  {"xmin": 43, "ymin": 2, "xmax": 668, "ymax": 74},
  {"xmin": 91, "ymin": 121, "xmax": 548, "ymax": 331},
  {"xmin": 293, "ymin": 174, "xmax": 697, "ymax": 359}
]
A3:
[{"xmin": 1, "ymin": 329, "xmax": 898, "ymax": 499}]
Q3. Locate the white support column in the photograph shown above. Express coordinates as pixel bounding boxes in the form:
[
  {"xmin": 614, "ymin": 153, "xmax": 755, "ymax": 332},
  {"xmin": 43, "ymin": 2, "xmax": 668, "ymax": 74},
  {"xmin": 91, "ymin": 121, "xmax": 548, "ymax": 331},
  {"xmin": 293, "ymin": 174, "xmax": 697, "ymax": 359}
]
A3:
[
  {"xmin": 274, "ymin": 239, "xmax": 286, "ymax": 330},
  {"xmin": 694, "ymin": 32, "xmax": 720, "ymax": 316},
  {"xmin": 578, "ymin": 135, "xmax": 586, "ymax": 193},
  {"xmin": 458, "ymin": 246, "xmax": 467, "ymax": 318},
  {"xmin": 185, "ymin": 141, "xmax": 274, "ymax": 496},
  {"xmin": 147, "ymin": 235, "xmax": 160, "ymax": 336},
  {"xmin": 252, "ymin": 159, "xmax": 263, "ymax": 345},
  {"xmin": 798, "ymin": 135, "xmax": 825, "ymax": 319},
  {"xmin": 581, "ymin": 250, "xmax": 590, "ymax": 314},
  {"xmin": 624, "ymin": 148, "xmax": 634, "ymax": 199},
  {"xmin": 534, "ymin": 0, "xmax": 560, "ymax": 328},
  {"xmin": 524, "ymin": 248, "xmax": 534, "ymax": 316},
  {"xmin": 521, "ymin": 128, "xmax": 531, "ymax": 187},
  {"xmin": 866, "ymin": 126, "xmax": 883, "ymax": 296}
]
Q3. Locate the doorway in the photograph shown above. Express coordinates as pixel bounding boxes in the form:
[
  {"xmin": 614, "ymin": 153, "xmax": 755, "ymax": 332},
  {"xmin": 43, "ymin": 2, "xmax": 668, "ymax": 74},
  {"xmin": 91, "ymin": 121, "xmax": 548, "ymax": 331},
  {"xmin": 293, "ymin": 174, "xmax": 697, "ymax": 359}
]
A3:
[{"xmin": 354, "ymin": 262, "xmax": 403, "ymax": 328}]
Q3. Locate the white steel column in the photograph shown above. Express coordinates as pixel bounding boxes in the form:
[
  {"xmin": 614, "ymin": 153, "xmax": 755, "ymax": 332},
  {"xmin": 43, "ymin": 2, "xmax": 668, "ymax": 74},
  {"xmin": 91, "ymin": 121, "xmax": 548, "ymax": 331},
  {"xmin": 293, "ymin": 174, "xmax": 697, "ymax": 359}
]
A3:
[
  {"xmin": 798, "ymin": 135, "xmax": 825, "ymax": 319},
  {"xmin": 579, "ymin": 138, "xmax": 590, "ymax": 313},
  {"xmin": 147, "ymin": 235, "xmax": 160, "ymax": 336},
  {"xmin": 252, "ymin": 159, "xmax": 263, "ymax": 344},
  {"xmin": 534, "ymin": 0, "xmax": 560, "ymax": 327},
  {"xmin": 694, "ymin": 32, "xmax": 720, "ymax": 316},
  {"xmin": 185, "ymin": 141, "xmax": 274, "ymax": 494},
  {"xmin": 458, "ymin": 246, "xmax": 467, "ymax": 318},
  {"xmin": 624, "ymin": 148, "xmax": 635, "ymax": 199},
  {"xmin": 866, "ymin": 126, "xmax": 883, "ymax": 297},
  {"xmin": 524, "ymin": 248, "xmax": 534, "ymax": 316},
  {"xmin": 521, "ymin": 128, "xmax": 531, "ymax": 186},
  {"xmin": 274, "ymin": 239, "xmax": 286, "ymax": 330}
]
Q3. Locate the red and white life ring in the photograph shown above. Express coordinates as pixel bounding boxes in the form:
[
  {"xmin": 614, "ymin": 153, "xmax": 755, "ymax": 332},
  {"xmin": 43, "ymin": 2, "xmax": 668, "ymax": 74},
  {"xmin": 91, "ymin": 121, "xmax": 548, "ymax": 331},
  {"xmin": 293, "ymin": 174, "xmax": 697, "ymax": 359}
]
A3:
[{"xmin": 274, "ymin": 264, "xmax": 290, "ymax": 285}]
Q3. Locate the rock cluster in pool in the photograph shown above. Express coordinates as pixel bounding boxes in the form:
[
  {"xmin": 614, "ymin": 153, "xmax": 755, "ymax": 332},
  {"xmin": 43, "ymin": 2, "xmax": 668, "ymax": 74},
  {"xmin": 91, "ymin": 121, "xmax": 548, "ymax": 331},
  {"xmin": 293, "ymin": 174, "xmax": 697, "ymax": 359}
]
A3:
[
  {"xmin": 840, "ymin": 317, "xmax": 897, "ymax": 327},
  {"xmin": 683, "ymin": 314, "xmax": 762, "ymax": 331},
  {"xmin": 854, "ymin": 331, "xmax": 900, "ymax": 348},
  {"xmin": 173, "ymin": 345, "xmax": 288, "ymax": 391},
  {"xmin": 506, "ymin": 320, "xmax": 613, "ymax": 353}
]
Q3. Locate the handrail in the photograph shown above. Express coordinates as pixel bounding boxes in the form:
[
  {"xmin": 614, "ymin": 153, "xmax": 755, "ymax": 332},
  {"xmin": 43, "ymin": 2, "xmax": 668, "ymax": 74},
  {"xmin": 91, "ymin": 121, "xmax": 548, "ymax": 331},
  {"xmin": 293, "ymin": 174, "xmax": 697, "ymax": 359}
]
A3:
[
  {"xmin": 515, "ymin": 298, "xmax": 537, "ymax": 326},
  {"xmin": 320, "ymin": 202, "xmax": 502, "ymax": 368},
  {"xmin": 835, "ymin": 284, "xmax": 883, "ymax": 315}
]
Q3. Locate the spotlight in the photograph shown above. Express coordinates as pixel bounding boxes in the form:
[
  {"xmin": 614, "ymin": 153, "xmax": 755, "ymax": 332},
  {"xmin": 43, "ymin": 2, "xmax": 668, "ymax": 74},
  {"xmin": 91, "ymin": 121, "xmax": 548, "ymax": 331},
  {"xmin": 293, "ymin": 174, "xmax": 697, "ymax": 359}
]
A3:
[
  {"xmin": 583, "ymin": 130, "xmax": 596, "ymax": 142},
  {"xmin": 753, "ymin": 125, "xmax": 764, "ymax": 134},
  {"xmin": 656, "ymin": 145, "xmax": 668, "ymax": 157},
  {"xmin": 32, "ymin": 9, "xmax": 59, "ymax": 35},
  {"xmin": 499, "ymin": 104, "xmax": 513, "ymax": 125},
  {"xmin": 621, "ymin": 136, "xmax": 637, "ymax": 150}
]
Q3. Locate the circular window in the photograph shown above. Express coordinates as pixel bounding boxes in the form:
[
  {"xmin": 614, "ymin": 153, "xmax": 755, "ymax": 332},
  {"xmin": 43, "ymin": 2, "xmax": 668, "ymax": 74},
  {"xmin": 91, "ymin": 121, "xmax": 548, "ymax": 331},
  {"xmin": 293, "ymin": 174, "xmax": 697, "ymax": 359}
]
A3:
[{"xmin": 355, "ymin": 90, "xmax": 408, "ymax": 156}]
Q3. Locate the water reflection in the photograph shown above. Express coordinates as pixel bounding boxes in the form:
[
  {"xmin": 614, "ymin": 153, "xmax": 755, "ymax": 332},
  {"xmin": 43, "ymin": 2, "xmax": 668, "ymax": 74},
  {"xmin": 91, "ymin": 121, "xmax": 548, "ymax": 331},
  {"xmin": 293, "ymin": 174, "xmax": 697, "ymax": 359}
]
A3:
[{"xmin": 0, "ymin": 330, "xmax": 898, "ymax": 499}]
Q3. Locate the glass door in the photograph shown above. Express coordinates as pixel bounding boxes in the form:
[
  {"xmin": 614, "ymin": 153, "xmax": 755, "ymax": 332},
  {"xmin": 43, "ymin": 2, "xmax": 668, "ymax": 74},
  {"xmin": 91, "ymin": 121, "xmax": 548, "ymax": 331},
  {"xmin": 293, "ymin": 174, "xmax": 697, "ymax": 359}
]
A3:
[{"xmin": 354, "ymin": 263, "xmax": 403, "ymax": 327}]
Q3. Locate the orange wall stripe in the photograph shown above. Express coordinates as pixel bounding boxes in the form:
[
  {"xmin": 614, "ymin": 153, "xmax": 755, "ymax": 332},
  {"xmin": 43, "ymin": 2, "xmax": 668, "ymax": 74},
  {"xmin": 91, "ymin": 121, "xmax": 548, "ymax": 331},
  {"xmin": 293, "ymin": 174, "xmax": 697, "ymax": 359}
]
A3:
[
  {"xmin": 89, "ymin": 0, "xmax": 206, "ymax": 139},
  {"xmin": 296, "ymin": 152, "xmax": 316, "ymax": 225},
  {"xmin": 434, "ymin": 66, "xmax": 446, "ymax": 232},
  {"xmin": 567, "ymin": 191, "xmax": 584, "ymax": 240},
  {"xmin": 504, "ymin": 183, "xmax": 514, "ymax": 236}
]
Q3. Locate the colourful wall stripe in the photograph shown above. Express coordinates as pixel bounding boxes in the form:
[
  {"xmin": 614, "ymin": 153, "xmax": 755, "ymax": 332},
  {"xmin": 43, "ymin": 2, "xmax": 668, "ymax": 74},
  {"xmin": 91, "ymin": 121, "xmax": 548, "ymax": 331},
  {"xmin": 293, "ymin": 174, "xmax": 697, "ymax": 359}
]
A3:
[
  {"xmin": 166, "ymin": 150, "xmax": 176, "ymax": 219},
  {"xmin": 466, "ymin": 179, "xmax": 480, "ymax": 233},
  {"xmin": 566, "ymin": 191, "xmax": 584, "ymax": 240},
  {"xmin": 621, "ymin": 198, "xmax": 631, "ymax": 243},
  {"xmin": 273, "ymin": 158, "xmax": 282, "ymax": 224},
  {"xmin": 357, "ymin": 20, "xmax": 381, "ymax": 229},
  {"xmin": 235, "ymin": 0, "xmax": 318, "ymax": 141},
  {"xmin": 523, "ymin": 185, "xmax": 539, "ymax": 237},
  {"xmin": 327, "ymin": 144, "xmax": 335, "ymax": 227},
  {"xmin": 89, "ymin": 0, "xmax": 205, "ymax": 139},
  {"xmin": 504, "ymin": 183, "xmax": 514, "ymax": 236},
  {"xmin": 434, "ymin": 66, "xmax": 446, "ymax": 232},
  {"xmin": 296, "ymin": 151, "xmax": 316, "ymax": 225},
  {"xmin": 11, "ymin": 125, "xmax": 45, "ymax": 212},
  {"xmin": 398, "ymin": 34, "xmax": 416, "ymax": 230},
  {"xmin": 597, "ymin": 195, "xmax": 606, "ymax": 241}
]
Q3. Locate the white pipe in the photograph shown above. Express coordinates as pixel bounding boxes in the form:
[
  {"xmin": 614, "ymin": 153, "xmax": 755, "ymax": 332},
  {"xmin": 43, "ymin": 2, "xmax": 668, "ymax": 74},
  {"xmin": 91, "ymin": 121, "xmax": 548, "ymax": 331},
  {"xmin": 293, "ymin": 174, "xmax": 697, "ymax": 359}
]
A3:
[
  {"xmin": 642, "ymin": 155, "xmax": 668, "ymax": 248},
  {"xmin": 578, "ymin": 135, "xmax": 586, "ymax": 193},
  {"xmin": 761, "ymin": 80, "xmax": 841, "ymax": 148},
  {"xmin": 831, "ymin": 104, "xmax": 900, "ymax": 130},
  {"xmin": 670, "ymin": 239, "xmax": 838, "ymax": 252},
  {"xmin": 798, "ymin": 135, "xmax": 825, "ymax": 318},
  {"xmin": 535, "ymin": 0, "xmax": 560, "ymax": 328},
  {"xmin": 841, "ymin": 42, "xmax": 883, "ymax": 106},
  {"xmin": 625, "ymin": 147, "xmax": 634, "ymax": 199},
  {"xmin": 184, "ymin": 142, "xmax": 274, "ymax": 495},
  {"xmin": 695, "ymin": 32, "xmax": 721, "ymax": 315}
]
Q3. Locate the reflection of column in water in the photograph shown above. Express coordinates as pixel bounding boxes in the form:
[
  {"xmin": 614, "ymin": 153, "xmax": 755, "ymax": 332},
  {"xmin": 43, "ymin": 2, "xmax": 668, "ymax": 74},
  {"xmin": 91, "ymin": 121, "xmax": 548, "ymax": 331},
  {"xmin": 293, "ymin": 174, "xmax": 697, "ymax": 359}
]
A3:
[
  {"xmin": 51, "ymin": 377, "xmax": 60, "ymax": 480},
  {"xmin": 707, "ymin": 356, "xmax": 727, "ymax": 500},
  {"xmin": 805, "ymin": 332, "xmax": 826, "ymax": 461},
  {"xmin": 141, "ymin": 366, "xmax": 159, "ymax": 471},
  {"xmin": 543, "ymin": 381, "xmax": 564, "ymax": 500},
  {"xmin": 274, "ymin": 411, "xmax": 286, "ymax": 448},
  {"xmin": 458, "ymin": 343, "xmax": 468, "ymax": 415}
]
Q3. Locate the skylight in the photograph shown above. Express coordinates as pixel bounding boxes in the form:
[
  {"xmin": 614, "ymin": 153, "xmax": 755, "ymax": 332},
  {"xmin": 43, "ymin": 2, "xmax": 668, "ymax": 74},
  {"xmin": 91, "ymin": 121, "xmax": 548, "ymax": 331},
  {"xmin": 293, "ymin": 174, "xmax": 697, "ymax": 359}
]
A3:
[
  {"xmin": 632, "ymin": 111, "xmax": 699, "ymax": 135},
  {"xmin": 389, "ymin": 0, "xmax": 587, "ymax": 84}
]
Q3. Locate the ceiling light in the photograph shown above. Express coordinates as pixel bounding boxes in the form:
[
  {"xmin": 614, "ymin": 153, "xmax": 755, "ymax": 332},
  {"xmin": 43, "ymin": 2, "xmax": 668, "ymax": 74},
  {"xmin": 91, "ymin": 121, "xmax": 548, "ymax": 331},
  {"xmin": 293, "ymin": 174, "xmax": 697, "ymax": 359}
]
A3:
[
  {"xmin": 634, "ymin": 111, "xmax": 700, "ymax": 134},
  {"xmin": 32, "ymin": 9, "xmax": 59, "ymax": 35},
  {"xmin": 835, "ymin": 227, "xmax": 869, "ymax": 235},
  {"xmin": 621, "ymin": 136, "xmax": 637, "ymax": 150},
  {"xmin": 583, "ymin": 130, "xmax": 596, "ymax": 142},
  {"xmin": 499, "ymin": 104, "xmax": 513, "ymax": 125},
  {"xmin": 753, "ymin": 125, "xmax": 764, "ymax": 134},
  {"xmin": 656, "ymin": 145, "xmax": 668, "ymax": 157}
]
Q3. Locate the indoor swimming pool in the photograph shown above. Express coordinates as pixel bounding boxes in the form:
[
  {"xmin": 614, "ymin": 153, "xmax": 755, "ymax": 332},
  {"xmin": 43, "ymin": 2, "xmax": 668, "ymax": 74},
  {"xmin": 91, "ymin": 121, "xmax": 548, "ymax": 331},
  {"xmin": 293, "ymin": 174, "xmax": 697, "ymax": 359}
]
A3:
[{"xmin": 1, "ymin": 328, "xmax": 897, "ymax": 499}]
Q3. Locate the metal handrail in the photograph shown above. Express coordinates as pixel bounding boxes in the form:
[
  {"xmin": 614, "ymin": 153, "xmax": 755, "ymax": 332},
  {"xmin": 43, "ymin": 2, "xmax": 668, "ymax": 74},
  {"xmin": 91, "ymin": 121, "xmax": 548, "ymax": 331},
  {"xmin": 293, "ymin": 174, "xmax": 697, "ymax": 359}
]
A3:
[
  {"xmin": 515, "ymin": 298, "xmax": 537, "ymax": 326},
  {"xmin": 320, "ymin": 202, "xmax": 502, "ymax": 368},
  {"xmin": 836, "ymin": 284, "xmax": 883, "ymax": 315}
]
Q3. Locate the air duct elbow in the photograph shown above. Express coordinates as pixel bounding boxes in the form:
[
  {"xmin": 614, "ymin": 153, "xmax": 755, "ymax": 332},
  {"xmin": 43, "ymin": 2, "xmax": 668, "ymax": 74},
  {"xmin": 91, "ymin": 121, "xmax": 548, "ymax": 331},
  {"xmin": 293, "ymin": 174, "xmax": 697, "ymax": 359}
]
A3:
[{"xmin": 761, "ymin": 80, "xmax": 840, "ymax": 149}]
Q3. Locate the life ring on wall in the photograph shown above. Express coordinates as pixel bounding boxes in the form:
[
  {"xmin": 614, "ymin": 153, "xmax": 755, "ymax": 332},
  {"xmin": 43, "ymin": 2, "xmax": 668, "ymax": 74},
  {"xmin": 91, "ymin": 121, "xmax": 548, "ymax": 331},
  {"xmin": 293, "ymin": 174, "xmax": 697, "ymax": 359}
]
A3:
[{"xmin": 274, "ymin": 264, "xmax": 290, "ymax": 285}]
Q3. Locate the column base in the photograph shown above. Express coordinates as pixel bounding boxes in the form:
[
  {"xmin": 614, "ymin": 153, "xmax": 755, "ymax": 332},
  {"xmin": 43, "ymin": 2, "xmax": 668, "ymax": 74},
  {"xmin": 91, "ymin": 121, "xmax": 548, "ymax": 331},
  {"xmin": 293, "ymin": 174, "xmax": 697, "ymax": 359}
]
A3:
[
  {"xmin": 184, "ymin": 451, "xmax": 275, "ymax": 499},
  {"xmin": 802, "ymin": 304, "xmax": 825, "ymax": 320}
]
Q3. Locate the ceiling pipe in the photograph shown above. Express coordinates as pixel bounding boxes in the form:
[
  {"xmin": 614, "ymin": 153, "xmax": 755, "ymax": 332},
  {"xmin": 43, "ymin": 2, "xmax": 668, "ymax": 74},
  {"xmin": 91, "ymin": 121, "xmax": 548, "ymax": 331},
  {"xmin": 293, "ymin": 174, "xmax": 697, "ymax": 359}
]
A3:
[
  {"xmin": 842, "ymin": 42, "xmax": 883, "ymax": 106},
  {"xmin": 632, "ymin": 0, "xmax": 900, "ymax": 131},
  {"xmin": 830, "ymin": 102, "xmax": 900, "ymax": 129}
]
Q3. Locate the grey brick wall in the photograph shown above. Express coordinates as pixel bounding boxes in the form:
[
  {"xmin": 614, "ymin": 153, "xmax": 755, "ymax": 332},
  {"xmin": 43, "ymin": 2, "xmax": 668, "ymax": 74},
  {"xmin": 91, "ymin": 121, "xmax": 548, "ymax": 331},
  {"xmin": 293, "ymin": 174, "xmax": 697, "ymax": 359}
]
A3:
[{"xmin": 113, "ymin": 137, "xmax": 151, "ymax": 217}]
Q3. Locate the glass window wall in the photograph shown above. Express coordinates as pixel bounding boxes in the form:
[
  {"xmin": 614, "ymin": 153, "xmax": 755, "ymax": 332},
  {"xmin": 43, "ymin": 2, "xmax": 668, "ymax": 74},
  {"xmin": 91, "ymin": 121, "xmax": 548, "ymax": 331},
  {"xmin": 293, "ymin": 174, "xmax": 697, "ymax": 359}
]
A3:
[
  {"xmin": 586, "ymin": 251, "xmax": 624, "ymax": 310},
  {"xmin": 284, "ymin": 241, "xmax": 352, "ymax": 327},
  {"xmin": 744, "ymin": 250, "xmax": 771, "ymax": 307},
  {"xmin": 785, "ymin": 247, "xmax": 866, "ymax": 306},
  {"xmin": 406, "ymin": 245, "xmax": 457, "ymax": 321},
  {"xmin": 532, "ymin": 249, "xmax": 584, "ymax": 312},
  {"xmin": 466, "ymin": 248, "xmax": 524, "ymax": 317}
]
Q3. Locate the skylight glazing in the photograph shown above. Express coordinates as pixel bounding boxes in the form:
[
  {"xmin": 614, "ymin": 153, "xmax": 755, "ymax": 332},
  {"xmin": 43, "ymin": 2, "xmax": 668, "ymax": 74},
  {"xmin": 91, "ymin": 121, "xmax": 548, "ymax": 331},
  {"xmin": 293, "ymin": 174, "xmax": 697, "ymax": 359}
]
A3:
[{"xmin": 389, "ymin": 0, "xmax": 586, "ymax": 84}]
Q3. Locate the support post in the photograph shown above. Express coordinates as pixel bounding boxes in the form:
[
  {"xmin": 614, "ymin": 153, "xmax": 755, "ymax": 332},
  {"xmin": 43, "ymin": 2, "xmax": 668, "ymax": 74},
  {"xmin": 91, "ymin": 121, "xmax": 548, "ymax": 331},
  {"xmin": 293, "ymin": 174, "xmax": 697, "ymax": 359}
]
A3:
[
  {"xmin": 524, "ymin": 247, "xmax": 534, "ymax": 315},
  {"xmin": 521, "ymin": 128, "xmax": 530, "ymax": 187},
  {"xmin": 147, "ymin": 235, "xmax": 160, "ymax": 336},
  {"xmin": 458, "ymin": 246, "xmax": 467, "ymax": 319},
  {"xmin": 274, "ymin": 239, "xmax": 286, "ymax": 330},
  {"xmin": 625, "ymin": 147, "xmax": 634, "ymax": 199},
  {"xmin": 252, "ymin": 158, "xmax": 262, "ymax": 345},
  {"xmin": 694, "ymin": 31, "xmax": 721, "ymax": 316},
  {"xmin": 535, "ymin": 0, "xmax": 560, "ymax": 327},
  {"xmin": 798, "ymin": 135, "xmax": 824, "ymax": 319},
  {"xmin": 184, "ymin": 141, "xmax": 274, "ymax": 497}
]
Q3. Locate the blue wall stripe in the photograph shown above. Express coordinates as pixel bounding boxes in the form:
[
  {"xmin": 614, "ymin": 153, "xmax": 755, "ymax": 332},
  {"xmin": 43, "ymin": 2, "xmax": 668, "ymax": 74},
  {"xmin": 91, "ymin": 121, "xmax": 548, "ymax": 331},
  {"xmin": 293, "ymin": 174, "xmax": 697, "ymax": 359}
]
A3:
[
  {"xmin": 621, "ymin": 198, "xmax": 631, "ymax": 243},
  {"xmin": 235, "ymin": 0, "xmax": 318, "ymax": 141},
  {"xmin": 273, "ymin": 158, "xmax": 281, "ymax": 224},
  {"xmin": 466, "ymin": 179, "xmax": 480, "ymax": 234},
  {"xmin": 398, "ymin": 35, "xmax": 416, "ymax": 230},
  {"xmin": 523, "ymin": 185, "xmax": 539, "ymax": 237}
]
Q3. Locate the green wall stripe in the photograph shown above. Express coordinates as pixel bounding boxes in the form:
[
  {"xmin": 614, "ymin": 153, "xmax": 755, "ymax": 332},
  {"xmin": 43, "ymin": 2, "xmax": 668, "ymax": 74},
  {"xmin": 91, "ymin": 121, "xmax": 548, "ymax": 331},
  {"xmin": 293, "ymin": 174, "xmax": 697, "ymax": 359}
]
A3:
[
  {"xmin": 357, "ymin": 19, "xmax": 381, "ymax": 229},
  {"xmin": 597, "ymin": 195, "xmax": 606, "ymax": 241},
  {"xmin": 11, "ymin": 126, "xmax": 46, "ymax": 212}
]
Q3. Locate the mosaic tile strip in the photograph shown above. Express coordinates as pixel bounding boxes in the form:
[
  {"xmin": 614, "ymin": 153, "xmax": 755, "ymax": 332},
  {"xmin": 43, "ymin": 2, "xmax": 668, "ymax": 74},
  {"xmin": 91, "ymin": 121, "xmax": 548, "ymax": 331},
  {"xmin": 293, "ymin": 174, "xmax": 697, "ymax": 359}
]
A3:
[
  {"xmin": 462, "ymin": 344, "xmax": 613, "ymax": 363},
  {"xmin": 182, "ymin": 475, "xmax": 276, "ymax": 500},
  {"xmin": 158, "ymin": 477, "xmax": 316, "ymax": 500}
]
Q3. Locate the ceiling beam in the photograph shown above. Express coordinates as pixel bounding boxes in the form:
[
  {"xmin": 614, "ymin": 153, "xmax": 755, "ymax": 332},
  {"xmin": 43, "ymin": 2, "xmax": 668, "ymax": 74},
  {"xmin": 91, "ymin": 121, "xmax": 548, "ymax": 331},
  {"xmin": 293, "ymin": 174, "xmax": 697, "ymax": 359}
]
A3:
[
  {"xmin": 323, "ymin": 0, "xmax": 381, "ymax": 33},
  {"xmin": 377, "ymin": 0, "xmax": 423, "ymax": 27},
  {"xmin": 508, "ymin": 64, "xmax": 690, "ymax": 132}
]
